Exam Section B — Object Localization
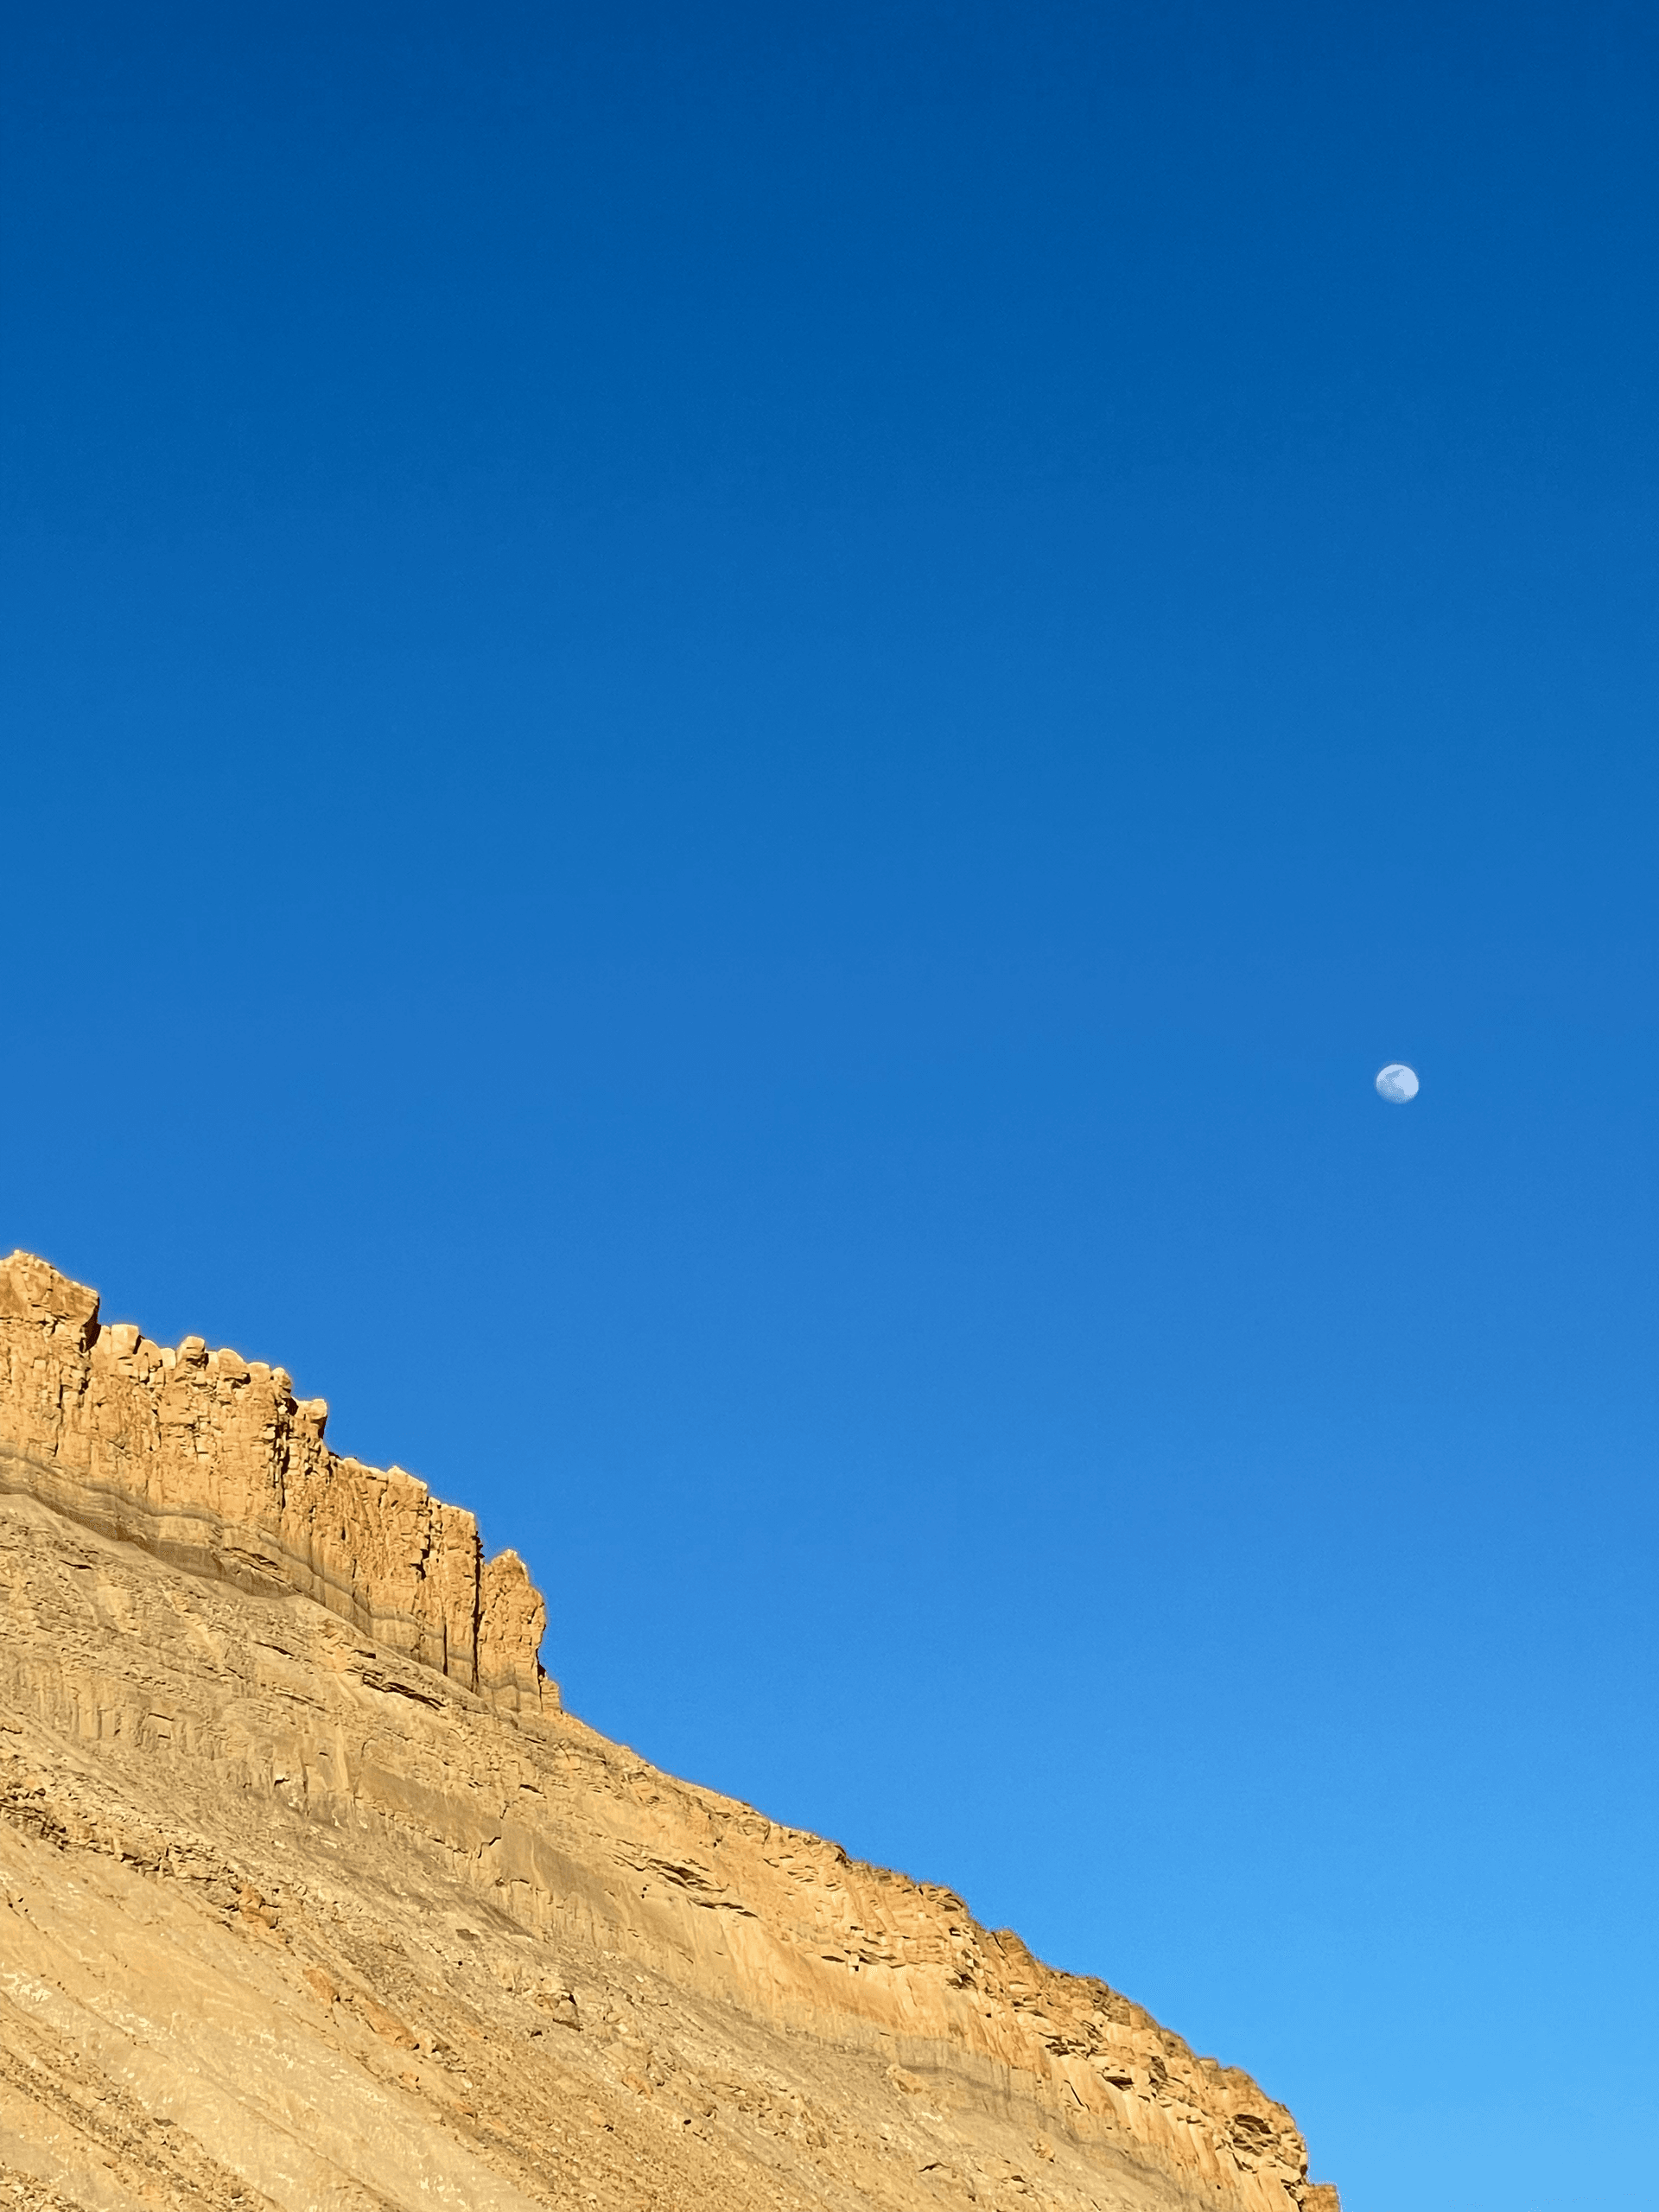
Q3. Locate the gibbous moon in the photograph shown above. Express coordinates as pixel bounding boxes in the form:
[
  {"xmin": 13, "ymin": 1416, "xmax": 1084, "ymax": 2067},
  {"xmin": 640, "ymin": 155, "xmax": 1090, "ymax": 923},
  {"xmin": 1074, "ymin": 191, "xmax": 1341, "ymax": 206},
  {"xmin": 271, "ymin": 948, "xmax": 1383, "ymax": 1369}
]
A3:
[{"xmin": 1375, "ymin": 1063, "xmax": 1419, "ymax": 1104}]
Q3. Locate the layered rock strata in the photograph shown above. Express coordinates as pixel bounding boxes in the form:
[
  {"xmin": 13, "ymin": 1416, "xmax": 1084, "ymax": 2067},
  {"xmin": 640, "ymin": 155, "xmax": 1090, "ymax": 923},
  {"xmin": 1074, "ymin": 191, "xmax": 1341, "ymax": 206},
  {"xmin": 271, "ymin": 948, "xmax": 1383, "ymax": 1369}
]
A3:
[
  {"xmin": 0, "ymin": 1252, "xmax": 546, "ymax": 1713},
  {"xmin": 0, "ymin": 1255, "xmax": 1341, "ymax": 2212}
]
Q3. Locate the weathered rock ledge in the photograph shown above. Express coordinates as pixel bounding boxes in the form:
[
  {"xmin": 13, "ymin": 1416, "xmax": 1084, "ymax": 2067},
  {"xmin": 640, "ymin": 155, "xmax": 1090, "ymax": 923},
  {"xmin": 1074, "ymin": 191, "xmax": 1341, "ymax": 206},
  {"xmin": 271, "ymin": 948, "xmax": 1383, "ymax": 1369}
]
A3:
[{"xmin": 0, "ymin": 1251, "xmax": 547, "ymax": 1713}]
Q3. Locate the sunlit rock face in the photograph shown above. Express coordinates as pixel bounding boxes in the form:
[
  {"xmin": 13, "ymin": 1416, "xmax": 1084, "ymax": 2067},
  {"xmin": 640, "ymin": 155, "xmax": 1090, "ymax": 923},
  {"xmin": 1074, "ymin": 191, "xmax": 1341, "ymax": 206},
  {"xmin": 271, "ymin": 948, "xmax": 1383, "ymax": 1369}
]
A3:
[
  {"xmin": 0, "ymin": 1255, "xmax": 1340, "ymax": 2212},
  {"xmin": 0, "ymin": 1250, "xmax": 546, "ymax": 1714}
]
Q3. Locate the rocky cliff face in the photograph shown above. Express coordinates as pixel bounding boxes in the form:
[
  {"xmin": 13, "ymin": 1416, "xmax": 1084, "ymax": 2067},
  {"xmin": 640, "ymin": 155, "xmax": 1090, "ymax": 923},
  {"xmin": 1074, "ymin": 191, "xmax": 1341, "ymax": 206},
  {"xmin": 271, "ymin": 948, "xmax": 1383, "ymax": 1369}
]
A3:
[
  {"xmin": 0, "ymin": 1255, "xmax": 1340, "ymax": 2212},
  {"xmin": 0, "ymin": 1251, "xmax": 545, "ymax": 1714}
]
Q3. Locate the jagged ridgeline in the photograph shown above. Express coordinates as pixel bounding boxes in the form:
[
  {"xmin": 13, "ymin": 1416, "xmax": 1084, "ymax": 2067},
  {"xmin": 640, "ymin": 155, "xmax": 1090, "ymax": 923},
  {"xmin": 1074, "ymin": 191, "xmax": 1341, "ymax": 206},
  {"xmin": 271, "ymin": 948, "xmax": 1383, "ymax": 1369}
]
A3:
[
  {"xmin": 0, "ymin": 1253, "xmax": 1340, "ymax": 2212},
  {"xmin": 0, "ymin": 1249, "xmax": 547, "ymax": 1712}
]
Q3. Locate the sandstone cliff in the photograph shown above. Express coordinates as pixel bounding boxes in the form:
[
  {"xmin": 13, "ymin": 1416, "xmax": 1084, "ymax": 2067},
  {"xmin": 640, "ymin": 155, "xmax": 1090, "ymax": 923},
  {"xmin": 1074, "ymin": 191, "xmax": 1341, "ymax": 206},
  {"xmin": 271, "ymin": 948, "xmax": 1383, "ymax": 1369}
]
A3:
[
  {"xmin": 0, "ymin": 1252, "xmax": 545, "ymax": 1714},
  {"xmin": 0, "ymin": 1255, "xmax": 1340, "ymax": 2212}
]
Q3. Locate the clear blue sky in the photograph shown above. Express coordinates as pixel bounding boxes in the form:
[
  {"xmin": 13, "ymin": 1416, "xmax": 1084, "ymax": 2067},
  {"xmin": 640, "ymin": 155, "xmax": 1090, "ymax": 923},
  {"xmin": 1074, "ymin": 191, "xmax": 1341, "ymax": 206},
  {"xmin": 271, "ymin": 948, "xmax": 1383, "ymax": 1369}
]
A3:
[{"xmin": 5, "ymin": 7, "xmax": 1657, "ymax": 2206}]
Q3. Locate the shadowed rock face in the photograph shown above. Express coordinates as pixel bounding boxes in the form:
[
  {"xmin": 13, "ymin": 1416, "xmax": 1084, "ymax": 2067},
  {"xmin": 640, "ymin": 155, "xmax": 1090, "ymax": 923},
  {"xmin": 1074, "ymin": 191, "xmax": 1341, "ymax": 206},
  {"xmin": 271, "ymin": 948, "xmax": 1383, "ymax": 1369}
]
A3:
[{"xmin": 0, "ymin": 1256, "xmax": 1341, "ymax": 2212}]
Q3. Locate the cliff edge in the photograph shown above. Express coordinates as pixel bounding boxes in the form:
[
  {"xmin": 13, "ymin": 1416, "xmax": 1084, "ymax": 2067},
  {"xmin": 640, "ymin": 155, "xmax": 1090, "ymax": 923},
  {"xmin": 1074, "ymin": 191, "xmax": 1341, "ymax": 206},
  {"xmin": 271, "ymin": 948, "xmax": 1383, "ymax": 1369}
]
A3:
[
  {"xmin": 0, "ymin": 1250, "xmax": 546, "ymax": 1713},
  {"xmin": 0, "ymin": 1255, "xmax": 1340, "ymax": 2212}
]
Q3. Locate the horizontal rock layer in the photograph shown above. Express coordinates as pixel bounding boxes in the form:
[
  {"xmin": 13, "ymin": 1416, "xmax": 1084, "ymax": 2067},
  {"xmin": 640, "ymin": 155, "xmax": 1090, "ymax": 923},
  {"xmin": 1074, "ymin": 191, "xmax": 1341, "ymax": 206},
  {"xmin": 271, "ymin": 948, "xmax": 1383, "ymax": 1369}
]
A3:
[{"xmin": 0, "ymin": 1252, "xmax": 547, "ymax": 1713}]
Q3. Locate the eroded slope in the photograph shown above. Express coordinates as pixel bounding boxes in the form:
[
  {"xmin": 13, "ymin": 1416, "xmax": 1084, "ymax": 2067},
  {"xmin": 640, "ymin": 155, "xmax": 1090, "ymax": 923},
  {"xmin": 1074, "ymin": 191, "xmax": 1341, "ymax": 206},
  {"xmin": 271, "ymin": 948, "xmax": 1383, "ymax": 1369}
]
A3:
[{"xmin": 0, "ymin": 1255, "xmax": 1338, "ymax": 2212}]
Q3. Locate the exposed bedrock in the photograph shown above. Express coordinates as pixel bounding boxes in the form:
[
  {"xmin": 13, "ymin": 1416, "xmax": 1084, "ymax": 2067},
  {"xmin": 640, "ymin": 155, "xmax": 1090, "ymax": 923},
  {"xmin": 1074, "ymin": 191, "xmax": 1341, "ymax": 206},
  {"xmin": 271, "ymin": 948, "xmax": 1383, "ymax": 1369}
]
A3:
[
  {"xmin": 0, "ymin": 1253, "xmax": 1340, "ymax": 2212},
  {"xmin": 0, "ymin": 1250, "xmax": 548, "ymax": 1713}
]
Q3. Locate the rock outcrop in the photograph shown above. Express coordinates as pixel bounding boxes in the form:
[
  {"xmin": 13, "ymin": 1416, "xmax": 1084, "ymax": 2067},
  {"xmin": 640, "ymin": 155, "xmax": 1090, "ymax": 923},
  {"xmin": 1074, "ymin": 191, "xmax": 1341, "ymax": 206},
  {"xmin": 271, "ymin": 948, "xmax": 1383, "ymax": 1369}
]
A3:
[
  {"xmin": 0, "ymin": 1251, "xmax": 546, "ymax": 1713},
  {"xmin": 0, "ymin": 1255, "xmax": 1341, "ymax": 2212}
]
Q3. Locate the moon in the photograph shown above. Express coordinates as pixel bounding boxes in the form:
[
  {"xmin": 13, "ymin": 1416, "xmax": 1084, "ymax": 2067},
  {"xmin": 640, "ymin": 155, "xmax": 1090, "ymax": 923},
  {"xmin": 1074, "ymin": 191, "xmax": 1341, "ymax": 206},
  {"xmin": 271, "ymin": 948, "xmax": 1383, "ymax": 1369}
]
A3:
[{"xmin": 1375, "ymin": 1063, "xmax": 1419, "ymax": 1104}]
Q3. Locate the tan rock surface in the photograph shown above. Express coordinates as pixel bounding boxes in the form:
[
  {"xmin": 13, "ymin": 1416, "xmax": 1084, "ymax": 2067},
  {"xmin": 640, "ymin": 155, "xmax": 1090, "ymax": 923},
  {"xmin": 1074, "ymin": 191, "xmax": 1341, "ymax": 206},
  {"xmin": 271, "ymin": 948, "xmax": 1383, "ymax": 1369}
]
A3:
[{"xmin": 0, "ymin": 1255, "xmax": 1340, "ymax": 2212}]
